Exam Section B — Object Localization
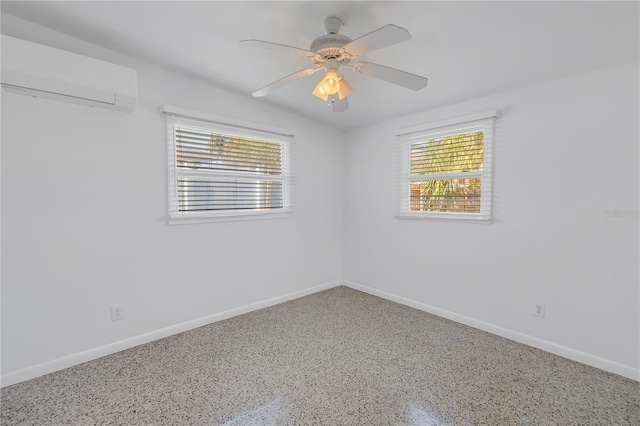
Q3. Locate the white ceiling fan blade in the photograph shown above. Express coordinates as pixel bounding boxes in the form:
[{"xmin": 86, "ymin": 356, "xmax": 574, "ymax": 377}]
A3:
[
  {"xmin": 253, "ymin": 68, "xmax": 322, "ymax": 97},
  {"xmin": 353, "ymin": 62, "xmax": 428, "ymax": 91},
  {"xmin": 342, "ymin": 24, "xmax": 411, "ymax": 58},
  {"xmin": 240, "ymin": 39, "xmax": 315, "ymax": 58},
  {"xmin": 331, "ymin": 96, "xmax": 349, "ymax": 113}
]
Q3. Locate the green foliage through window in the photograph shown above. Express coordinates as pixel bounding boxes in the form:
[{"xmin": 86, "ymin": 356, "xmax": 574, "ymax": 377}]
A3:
[{"xmin": 410, "ymin": 131, "xmax": 484, "ymax": 213}]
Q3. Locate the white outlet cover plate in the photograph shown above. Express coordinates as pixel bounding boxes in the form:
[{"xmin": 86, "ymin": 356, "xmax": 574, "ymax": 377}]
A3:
[{"xmin": 111, "ymin": 305, "xmax": 124, "ymax": 321}]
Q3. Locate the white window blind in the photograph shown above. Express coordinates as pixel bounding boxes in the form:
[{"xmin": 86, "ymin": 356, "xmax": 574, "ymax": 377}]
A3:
[
  {"xmin": 397, "ymin": 111, "xmax": 496, "ymax": 222},
  {"xmin": 165, "ymin": 110, "xmax": 294, "ymax": 223}
]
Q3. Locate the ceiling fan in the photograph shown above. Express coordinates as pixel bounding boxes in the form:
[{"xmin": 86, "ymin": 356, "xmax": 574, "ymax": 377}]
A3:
[{"xmin": 240, "ymin": 17, "xmax": 428, "ymax": 113}]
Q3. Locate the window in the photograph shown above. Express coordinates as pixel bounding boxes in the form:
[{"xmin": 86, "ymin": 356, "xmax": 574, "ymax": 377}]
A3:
[
  {"xmin": 397, "ymin": 110, "xmax": 496, "ymax": 222},
  {"xmin": 164, "ymin": 106, "xmax": 294, "ymax": 223}
]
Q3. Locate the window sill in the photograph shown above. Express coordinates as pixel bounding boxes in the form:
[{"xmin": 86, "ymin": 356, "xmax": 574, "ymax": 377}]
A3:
[
  {"xmin": 168, "ymin": 209, "xmax": 293, "ymax": 225},
  {"xmin": 395, "ymin": 212, "xmax": 492, "ymax": 224}
]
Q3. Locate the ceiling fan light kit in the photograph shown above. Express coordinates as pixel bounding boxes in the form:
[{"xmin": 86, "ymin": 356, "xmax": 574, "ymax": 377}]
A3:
[
  {"xmin": 312, "ymin": 71, "xmax": 339, "ymax": 99},
  {"xmin": 240, "ymin": 17, "xmax": 428, "ymax": 113},
  {"xmin": 337, "ymin": 77, "xmax": 353, "ymax": 100}
]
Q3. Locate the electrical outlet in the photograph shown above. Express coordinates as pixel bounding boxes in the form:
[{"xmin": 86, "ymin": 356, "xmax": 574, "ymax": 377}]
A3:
[
  {"xmin": 534, "ymin": 303, "xmax": 545, "ymax": 318},
  {"xmin": 111, "ymin": 305, "xmax": 124, "ymax": 321}
]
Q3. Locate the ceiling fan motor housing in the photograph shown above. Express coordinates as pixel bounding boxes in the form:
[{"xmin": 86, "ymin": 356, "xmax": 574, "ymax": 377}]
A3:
[
  {"xmin": 310, "ymin": 34, "xmax": 352, "ymax": 64},
  {"xmin": 311, "ymin": 17, "xmax": 352, "ymax": 65}
]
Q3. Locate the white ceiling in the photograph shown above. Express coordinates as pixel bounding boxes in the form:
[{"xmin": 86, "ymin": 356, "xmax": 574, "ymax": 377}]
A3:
[{"xmin": 2, "ymin": 1, "xmax": 638, "ymax": 130}]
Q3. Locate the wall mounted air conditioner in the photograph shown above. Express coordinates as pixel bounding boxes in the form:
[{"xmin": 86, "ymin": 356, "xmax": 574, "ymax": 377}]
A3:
[{"xmin": 1, "ymin": 35, "xmax": 137, "ymax": 112}]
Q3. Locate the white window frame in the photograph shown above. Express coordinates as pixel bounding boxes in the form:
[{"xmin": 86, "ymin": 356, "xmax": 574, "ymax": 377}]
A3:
[
  {"xmin": 396, "ymin": 110, "xmax": 497, "ymax": 222},
  {"xmin": 163, "ymin": 105, "xmax": 294, "ymax": 224}
]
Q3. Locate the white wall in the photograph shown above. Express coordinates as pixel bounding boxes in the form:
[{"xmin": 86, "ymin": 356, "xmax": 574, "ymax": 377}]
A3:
[
  {"xmin": 343, "ymin": 62, "xmax": 639, "ymax": 377},
  {"xmin": 1, "ymin": 18, "xmax": 344, "ymax": 380},
  {"xmin": 2, "ymin": 15, "xmax": 638, "ymax": 385}
]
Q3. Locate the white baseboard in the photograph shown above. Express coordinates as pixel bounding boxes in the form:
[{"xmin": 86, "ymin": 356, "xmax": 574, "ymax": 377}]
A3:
[
  {"xmin": 342, "ymin": 280, "xmax": 639, "ymax": 382},
  {"xmin": 4, "ymin": 279, "xmax": 637, "ymax": 386},
  {"xmin": 1, "ymin": 280, "xmax": 342, "ymax": 388}
]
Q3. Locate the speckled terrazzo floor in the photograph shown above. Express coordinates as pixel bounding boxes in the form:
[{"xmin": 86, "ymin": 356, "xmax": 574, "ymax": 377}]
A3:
[{"xmin": 2, "ymin": 286, "xmax": 639, "ymax": 425}]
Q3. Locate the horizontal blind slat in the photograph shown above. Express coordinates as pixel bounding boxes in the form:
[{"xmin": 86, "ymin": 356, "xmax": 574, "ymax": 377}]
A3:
[{"xmin": 175, "ymin": 142, "xmax": 282, "ymax": 156}]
